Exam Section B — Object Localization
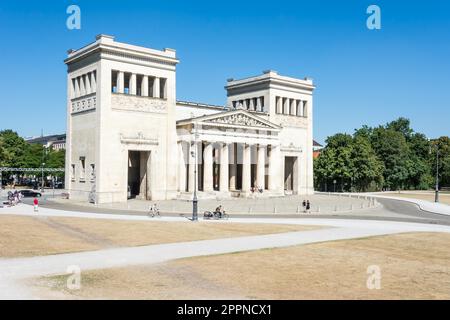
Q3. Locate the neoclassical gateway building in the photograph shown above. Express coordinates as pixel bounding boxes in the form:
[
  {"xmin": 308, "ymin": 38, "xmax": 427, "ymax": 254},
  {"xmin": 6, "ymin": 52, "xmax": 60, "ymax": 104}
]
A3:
[{"xmin": 65, "ymin": 35, "xmax": 315, "ymax": 203}]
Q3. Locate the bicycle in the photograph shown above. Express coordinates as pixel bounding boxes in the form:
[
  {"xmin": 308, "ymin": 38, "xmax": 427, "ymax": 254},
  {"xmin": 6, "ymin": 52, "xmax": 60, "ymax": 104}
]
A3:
[{"xmin": 148, "ymin": 207, "xmax": 161, "ymax": 218}]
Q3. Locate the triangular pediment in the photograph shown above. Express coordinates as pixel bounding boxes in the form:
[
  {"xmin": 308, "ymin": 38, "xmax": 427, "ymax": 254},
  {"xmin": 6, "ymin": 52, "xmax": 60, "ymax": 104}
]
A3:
[{"xmin": 177, "ymin": 109, "xmax": 280, "ymax": 130}]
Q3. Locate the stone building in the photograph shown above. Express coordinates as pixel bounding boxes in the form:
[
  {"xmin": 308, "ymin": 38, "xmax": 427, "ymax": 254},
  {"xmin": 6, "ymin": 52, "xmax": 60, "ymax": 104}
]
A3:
[{"xmin": 65, "ymin": 35, "xmax": 315, "ymax": 203}]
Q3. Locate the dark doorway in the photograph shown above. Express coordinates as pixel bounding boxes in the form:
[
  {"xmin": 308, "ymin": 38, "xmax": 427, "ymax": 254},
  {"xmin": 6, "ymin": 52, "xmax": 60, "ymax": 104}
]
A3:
[
  {"xmin": 127, "ymin": 150, "xmax": 150, "ymax": 199},
  {"xmin": 284, "ymin": 156, "xmax": 296, "ymax": 192}
]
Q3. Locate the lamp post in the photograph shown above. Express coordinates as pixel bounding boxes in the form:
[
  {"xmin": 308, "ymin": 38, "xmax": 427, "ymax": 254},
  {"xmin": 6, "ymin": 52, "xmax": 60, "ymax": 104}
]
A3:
[
  {"xmin": 435, "ymin": 145, "xmax": 440, "ymax": 203},
  {"xmin": 191, "ymin": 123, "xmax": 199, "ymax": 221}
]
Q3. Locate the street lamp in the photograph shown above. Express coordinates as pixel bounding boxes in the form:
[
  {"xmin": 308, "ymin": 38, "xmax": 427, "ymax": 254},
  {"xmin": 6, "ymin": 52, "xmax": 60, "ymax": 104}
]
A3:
[
  {"xmin": 435, "ymin": 145, "xmax": 440, "ymax": 203},
  {"xmin": 191, "ymin": 123, "xmax": 199, "ymax": 221}
]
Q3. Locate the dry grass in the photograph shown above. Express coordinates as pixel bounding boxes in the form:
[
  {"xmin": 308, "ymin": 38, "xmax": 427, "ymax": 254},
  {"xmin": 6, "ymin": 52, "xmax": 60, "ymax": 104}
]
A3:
[
  {"xmin": 0, "ymin": 214, "xmax": 318, "ymax": 258},
  {"xmin": 33, "ymin": 232, "xmax": 450, "ymax": 300},
  {"xmin": 382, "ymin": 192, "xmax": 450, "ymax": 205}
]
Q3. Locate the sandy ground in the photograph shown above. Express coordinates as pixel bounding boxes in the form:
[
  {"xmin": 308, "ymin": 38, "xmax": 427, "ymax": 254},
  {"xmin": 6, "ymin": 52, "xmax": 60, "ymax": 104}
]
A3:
[
  {"xmin": 381, "ymin": 192, "xmax": 450, "ymax": 206},
  {"xmin": 0, "ymin": 214, "xmax": 318, "ymax": 258},
  {"xmin": 32, "ymin": 232, "xmax": 450, "ymax": 300}
]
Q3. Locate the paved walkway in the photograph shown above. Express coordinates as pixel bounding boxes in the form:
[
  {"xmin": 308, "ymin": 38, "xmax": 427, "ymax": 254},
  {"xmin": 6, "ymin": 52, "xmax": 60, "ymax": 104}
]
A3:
[
  {"xmin": 362, "ymin": 192, "xmax": 450, "ymax": 216},
  {"xmin": 2, "ymin": 203, "xmax": 450, "ymax": 299},
  {"xmin": 48, "ymin": 193, "xmax": 379, "ymax": 215}
]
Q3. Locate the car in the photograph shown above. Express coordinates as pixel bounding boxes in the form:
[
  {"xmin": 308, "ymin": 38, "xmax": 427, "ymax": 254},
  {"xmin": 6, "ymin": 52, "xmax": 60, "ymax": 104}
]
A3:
[{"xmin": 18, "ymin": 190, "xmax": 42, "ymax": 198}]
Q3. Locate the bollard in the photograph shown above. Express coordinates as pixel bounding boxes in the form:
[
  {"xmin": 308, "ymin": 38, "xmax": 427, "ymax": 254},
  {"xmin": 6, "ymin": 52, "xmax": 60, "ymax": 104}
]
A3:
[
  {"xmin": 317, "ymin": 206, "xmax": 320, "ymax": 213},
  {"xmin": 273, "ymin": 206, "xmax": 277, "ymax": 214},
  {"xmin": 297, "ymin": 205, "xmax": 301, "ymax": 214},
  {"xmin": 361, "ymin": 203, "xmax": 364, "ymax": 209},
  {"xmin": 248, "ymin": 206, "xmax": 252, "ymax": 214},
  {"xmin": 350, "ymin": 204, "xmax": 353, "ymax": 211},
  {"xmin": 334, "ymin": 205, "xmax": 338, "ymax": 212}
]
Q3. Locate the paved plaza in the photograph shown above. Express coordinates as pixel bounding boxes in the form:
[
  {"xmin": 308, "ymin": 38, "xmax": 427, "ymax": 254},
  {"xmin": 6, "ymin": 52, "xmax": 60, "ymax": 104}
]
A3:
[{"xmin": 49, "ymin": 193, "xmax": 379, "ymax": 215}]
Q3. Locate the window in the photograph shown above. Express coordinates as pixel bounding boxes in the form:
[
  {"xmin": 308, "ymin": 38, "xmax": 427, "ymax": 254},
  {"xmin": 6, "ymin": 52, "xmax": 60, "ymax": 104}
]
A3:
[
  {"xmin": 148, "ymin": 77, "xmax": 155, "ymax": 97},
  {"xmin": 79, "ymin": 157, "xmax": 86, "ymax": 181},
  {"xmin": 136, "ymin": 75, "xmax": 143, "ymax": 96},
  {"xmin": 160, "ymin": 78, "xmax": 167, "ymax": 99},
  {"xmin": 111, "ymin": 70, "xmax": 118, "ymax": 93},
  {"xmin": 124, "ymin": 73, "xmax": 131, "ymax": 94},
  {"xmin": 303, "ymin": 101, "xmax": 308, "ymax": 117}
]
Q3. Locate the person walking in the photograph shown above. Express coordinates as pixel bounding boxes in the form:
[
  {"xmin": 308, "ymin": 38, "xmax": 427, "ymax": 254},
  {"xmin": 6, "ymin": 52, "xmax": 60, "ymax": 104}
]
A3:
[
  {"xmin": 302, "ymin": 199, "xmax": 307, "ymax": 213},
  {"xmin": 33, "ymin": 197, "xmax": 39, "ymax": 212},
  {"xmin": 306, "ymin": 200, "xmax": 311, "ymax": 213}
]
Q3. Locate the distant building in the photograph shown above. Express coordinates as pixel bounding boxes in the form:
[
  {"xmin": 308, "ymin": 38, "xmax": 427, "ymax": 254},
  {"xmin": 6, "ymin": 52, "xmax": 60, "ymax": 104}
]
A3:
[
  {"xmin": 313, "ymin": 140, "xmax": 323, "ymax": 159},
  {"xmin": 26, "ymin": 134, "xmax": 66, "ymax": 151}
]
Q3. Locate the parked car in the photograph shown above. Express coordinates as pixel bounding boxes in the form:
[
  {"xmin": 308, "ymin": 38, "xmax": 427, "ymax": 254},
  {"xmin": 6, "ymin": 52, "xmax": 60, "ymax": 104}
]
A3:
[{"xmin": 18, "ymin": 190, "xmax": 42, "ymax": 198}]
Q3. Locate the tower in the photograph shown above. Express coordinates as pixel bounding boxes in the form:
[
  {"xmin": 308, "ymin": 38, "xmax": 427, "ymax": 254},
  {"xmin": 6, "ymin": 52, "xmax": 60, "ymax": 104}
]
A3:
[{"xmin": 65, "ymin": 34, "xmax": 179, "ymax": 203}]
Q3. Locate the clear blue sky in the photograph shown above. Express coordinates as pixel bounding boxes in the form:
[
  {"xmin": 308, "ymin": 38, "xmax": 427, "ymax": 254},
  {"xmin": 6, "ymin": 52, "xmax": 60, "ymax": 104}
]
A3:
[{"xmin": 1, "ymin": 0, "xmax": 449, "ymax": 144}]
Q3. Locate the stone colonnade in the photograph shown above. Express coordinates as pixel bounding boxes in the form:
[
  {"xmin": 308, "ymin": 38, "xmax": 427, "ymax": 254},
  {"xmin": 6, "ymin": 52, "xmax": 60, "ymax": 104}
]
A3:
[{"xmin": 177, "ymin": 141, "xmax": 281, "ymax": 194}]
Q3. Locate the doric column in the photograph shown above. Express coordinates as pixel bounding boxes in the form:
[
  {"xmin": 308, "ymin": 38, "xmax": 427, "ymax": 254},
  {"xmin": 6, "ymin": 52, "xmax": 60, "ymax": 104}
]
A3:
[
  {"xmin": 219, "ymin": 143, "xmax": 229, "ymax": 192},
  {"xmin": 80, "ymin": 75, "xmax": 86, "ymax": 96},
  {"xmin": 85, "ymin": 74, "xmax": 91, "ymax": 95},
  {"xmin": 130, "ymin": 73, "xmax": 137, "ymax": 95},
  {"xmin": 296, "ymin": 100, "xmax": 301, "ymax": 116},
  {"xmin": 74, "ymin": 78, "xmax": 80, "ymax": 98},
  {"xmin": 117, "ymin": 71, "xmax": 124, "ymax": 93},
  {"xmin": 257, "ymin": 144, "xmax": 266, "ymax": 189},
  {"xmin": 229, "ymin": 143, "xmax": 236, "ymax": 190},
  {"xmin": 268, "ymin": 144, "xmax": 281, "ymax": 191},
  {"xmin": 188, "ymin": 141, "xmax": 198, "ymax": 193},
  {"xmin": 141, "ymin": 75, "xmax": 149, "ymax": 97},
  {"xmin": 90, "ymin": 72, "xmax": 96, "ymax": 93},
  {"xmin": 283, "ymin": 98, "xmax": 289, "ymax": 115},
  {"xmin": 290, "ymin": 99, "xmax": 295, "ymax": 115},
  {"xmin": 178, "ymin": 141, "xmax": 187, "ymax": 192},
  {"xmin": 249, "ymin": 98, "xmax": 255, "ymax": 111},
  {"xmin": 256, "ymin": 97, "xmax": 262, "ymax": 112},
  {"xmin": 203, "ymin": 142, "xmax": 213, "ymax": 192},
  {"xmin": 242, "ymin": 143, "xmax": 251, "ymax": 193},
  {"xmin": 153, "ymin": 77, "xmax": 160, "ymax": 98}
]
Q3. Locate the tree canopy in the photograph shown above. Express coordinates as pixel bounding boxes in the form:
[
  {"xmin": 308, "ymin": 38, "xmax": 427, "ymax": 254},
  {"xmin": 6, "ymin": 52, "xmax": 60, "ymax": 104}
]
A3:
[
  {"xmin": 0, "ymin": 130, "xmax": 65, "ymax": 178},
  {"xmin": 315, "ymin": 118, "xmax": 449, "ymax": 192}
]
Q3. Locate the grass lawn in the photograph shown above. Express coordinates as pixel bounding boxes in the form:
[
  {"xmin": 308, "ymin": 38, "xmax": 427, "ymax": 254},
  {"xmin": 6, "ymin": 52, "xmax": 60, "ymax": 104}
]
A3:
[
  {"xmin": 0, "ymin": 214, "xmax": 318, "ymax": 258},
  {"xmin": 32, "ymin": 232, "xmax": 450, "ymax": 300}
]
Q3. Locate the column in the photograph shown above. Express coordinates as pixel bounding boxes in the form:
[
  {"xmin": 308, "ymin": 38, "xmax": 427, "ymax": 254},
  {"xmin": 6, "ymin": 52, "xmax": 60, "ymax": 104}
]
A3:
[
  {"xmin": 80, "ymin": 75, "xmax": 86, "ymax": 96},
  {"xmin": 283, "ymin": 98, "xmax": 289, "ymax": 115},
  {"xmin": 203, "ymin": 142, "xmax": 213, "ymax": 192},
  {"xmin": 85, "ymin": 73, "xmax": 91, "ymax": 95},
  {"xmin": 153, "ymin": 77, "xmax": 160, "ymax": 98},
  {"xmin": 229, "ymin": 143, "xmax": 236, "ymax": 190},
  {"xmin": 268, "ymin": 144, "xmax": 281, "ymax": 191},
  {"xmin": 117, "ymin": 71, "xmax": 124, "ymax": 93},
  {"xmin": 242, "ymin": 143, "xmax": 251, "ymax": 193},
  {"xmin": 188, "ymin": 141, "xmax": 198, "ymax": 192},
  {"xmin": 141, "ymin": 75, "xmax": 149, "ymax": 97},
  {"xmin": 257, "ymin": 144, "xmax": 266, "ymax": 189},
  {"xmin": 249, "ymin": 98, "xmax": 255, "ymax": 111},
  {"xmin": 219, "ymin": 143, "xmax": 229, "ymax": 192},
  {"xmin": 130, "ymin": 73, "xmax": 137, "ymax": 95},
  {"xmin": 90, "ymin": 71, "xmax": 96, "ymax": 93},
  {"xmin": 256, "ymin": 97, "xmax": 262, "ymax": 112},
  {"xmin": 74, "ymin": 78, "xmax": 80, "ymax": 98},
  {"xmin": 290, "ymin": 99, "xmax": 295, "ymax": 115},
  {"xmin": 178, "ymin": 142, "xmax": 187, "ymax": 192},
  {"xmin": 296, "ymin": 100, "xmax": 301, "ymax": 116}
]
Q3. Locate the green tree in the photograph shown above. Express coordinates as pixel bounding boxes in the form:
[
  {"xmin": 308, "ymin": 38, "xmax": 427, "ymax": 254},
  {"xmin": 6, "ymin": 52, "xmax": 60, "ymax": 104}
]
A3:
[{"xmin": 351, "ymin": 136, "xmax": 384, "ymax": 191}]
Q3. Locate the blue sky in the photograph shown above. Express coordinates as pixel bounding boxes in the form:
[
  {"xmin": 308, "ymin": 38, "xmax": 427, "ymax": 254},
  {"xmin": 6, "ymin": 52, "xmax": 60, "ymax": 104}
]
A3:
[{"xmin": 0, "ymin": 0, "xmax": 449, "ymax": 143}]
